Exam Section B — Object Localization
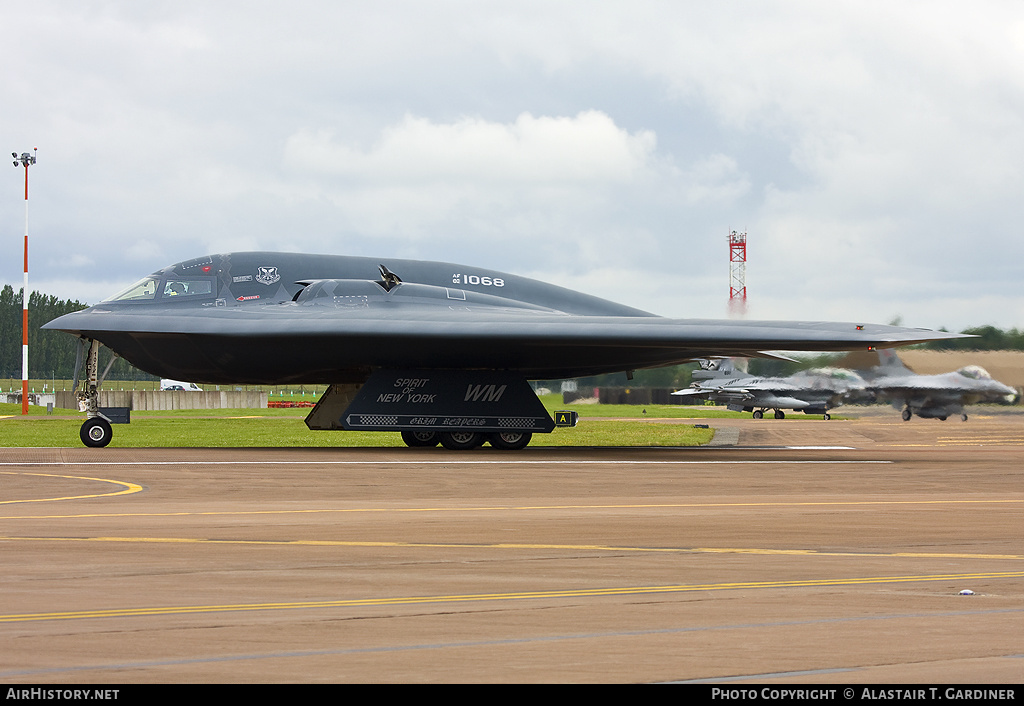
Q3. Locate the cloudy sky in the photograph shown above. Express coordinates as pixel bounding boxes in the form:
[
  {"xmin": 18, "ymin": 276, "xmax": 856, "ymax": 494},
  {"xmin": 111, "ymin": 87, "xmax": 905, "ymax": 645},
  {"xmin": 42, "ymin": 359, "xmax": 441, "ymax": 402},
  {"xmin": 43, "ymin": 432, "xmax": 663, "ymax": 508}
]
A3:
[{"xmin": 3, "ymin": 1, "xmax": 1022, "ymax": 331}]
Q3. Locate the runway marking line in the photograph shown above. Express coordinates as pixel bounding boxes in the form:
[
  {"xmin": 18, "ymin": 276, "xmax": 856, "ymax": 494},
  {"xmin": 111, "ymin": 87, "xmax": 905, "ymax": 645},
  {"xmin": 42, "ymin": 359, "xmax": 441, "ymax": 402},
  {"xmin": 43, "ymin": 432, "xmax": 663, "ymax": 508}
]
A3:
[
  {"xmin": 2, "ymin": 496, "xmax": 1022, "ymax": 521},
  {"xmin": 0, "ymin": 471, "xmax": 143, "ymax": 505},
  {"xmin": 0, "ymin": 459, "xmax": 893, "ymax": 467},
  {"xmin": 2, "ymin": 535, "xmax": 1023, "ymax": 561},
  {"xmin": 3, "ymin": 570, "xmax": 1023, "ymax": 623}
]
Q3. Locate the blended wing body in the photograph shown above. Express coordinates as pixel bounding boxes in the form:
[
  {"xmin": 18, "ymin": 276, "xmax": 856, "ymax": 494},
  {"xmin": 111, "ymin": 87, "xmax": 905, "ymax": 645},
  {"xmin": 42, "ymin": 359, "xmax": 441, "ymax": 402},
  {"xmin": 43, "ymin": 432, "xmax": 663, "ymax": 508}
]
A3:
[
  {"xmin": 860, "ymin": 350, "xmax": 1017, "ymax": 421},
  {"xmin": 44, "ymin": 252, "xmax": 962, "ymax": 384},
  {"xmin": 43, "ymin": 252, "xmax": 967, "ymax": 447}
]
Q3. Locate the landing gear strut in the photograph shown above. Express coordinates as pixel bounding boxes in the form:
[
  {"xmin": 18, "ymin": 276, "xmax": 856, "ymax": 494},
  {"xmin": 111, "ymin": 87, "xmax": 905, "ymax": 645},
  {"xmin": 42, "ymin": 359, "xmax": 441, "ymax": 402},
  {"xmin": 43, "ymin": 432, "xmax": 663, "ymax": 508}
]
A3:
[{"xmin": 77, "ymin": 338, "xmax": 113, "ymax": 447}]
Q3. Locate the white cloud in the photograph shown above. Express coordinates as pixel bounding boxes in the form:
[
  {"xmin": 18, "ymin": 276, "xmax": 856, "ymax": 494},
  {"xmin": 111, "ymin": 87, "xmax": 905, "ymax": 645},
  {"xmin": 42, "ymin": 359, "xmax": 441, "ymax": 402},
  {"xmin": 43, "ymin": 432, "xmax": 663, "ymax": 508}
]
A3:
[
  {"xmin": 284, "ymin": 111, "xmax": 657, "ymax": 183},
  {"xmin": 1, "ymin": 1, "xmax": 1022, "ymax": 330}
]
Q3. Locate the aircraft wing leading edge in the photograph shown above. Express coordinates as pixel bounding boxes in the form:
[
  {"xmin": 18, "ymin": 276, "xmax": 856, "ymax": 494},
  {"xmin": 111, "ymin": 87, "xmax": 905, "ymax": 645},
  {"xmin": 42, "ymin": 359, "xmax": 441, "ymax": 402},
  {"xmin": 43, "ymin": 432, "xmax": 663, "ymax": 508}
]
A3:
[{"xmin": 44, "ymin": 307, "xmax": 959, "ymax": 384}]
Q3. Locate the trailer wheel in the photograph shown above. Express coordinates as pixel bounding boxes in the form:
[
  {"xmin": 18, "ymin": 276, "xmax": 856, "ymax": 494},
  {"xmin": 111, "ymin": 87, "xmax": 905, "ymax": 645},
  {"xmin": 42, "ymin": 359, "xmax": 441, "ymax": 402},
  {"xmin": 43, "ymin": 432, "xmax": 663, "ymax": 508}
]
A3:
[
  {"xmin": 439, "ymin": 431, "xmax": 485, "ymax": 450},
  {"xmin": 401, "ymin": 430, "xmax": 439, "ymax": 447},
  {"xmin": 489, "ymin": 431, "xmax": 532, "ymax": 450}
]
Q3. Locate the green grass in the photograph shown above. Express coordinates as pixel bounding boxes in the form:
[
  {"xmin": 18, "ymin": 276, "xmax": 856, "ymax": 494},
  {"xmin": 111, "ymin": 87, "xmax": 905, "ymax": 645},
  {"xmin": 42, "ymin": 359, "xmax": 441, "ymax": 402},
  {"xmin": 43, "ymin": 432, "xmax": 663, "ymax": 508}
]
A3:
[{"xmin": 0, "ymin": 401, "xmax": 713, "ymax": 448}]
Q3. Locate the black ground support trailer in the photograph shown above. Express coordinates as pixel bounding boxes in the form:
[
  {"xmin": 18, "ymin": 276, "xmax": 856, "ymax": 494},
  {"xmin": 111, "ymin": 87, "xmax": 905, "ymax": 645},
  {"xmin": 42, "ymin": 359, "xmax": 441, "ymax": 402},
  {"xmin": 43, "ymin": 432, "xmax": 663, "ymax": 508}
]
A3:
[{"xmin": 306, "ymin": 369, "xmax": 555, "ymax": 450}]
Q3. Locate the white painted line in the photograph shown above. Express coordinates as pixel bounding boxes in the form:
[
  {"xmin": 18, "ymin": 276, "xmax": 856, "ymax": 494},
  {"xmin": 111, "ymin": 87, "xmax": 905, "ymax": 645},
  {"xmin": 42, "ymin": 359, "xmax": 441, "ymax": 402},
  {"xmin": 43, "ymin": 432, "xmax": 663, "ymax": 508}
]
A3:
[
  {"xmin": 0, "ymin": 459, "xmax": 892, "ymax": 466},
  {"xmin": 784, "ymin": 446, "xmax": 855, "ymax": 450}
]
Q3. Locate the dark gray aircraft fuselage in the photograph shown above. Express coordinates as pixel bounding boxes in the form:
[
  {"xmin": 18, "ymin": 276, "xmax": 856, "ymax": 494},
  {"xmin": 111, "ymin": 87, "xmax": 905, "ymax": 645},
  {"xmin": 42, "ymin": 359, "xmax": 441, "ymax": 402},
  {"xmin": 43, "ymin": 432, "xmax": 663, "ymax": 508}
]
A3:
[
  {"xmin": 43, "ymin": 252, "xmax": 967, "ymax": 449},
  {"xmin": 43, "ymin": 252, "xmax": 960, "ymax": 385}
]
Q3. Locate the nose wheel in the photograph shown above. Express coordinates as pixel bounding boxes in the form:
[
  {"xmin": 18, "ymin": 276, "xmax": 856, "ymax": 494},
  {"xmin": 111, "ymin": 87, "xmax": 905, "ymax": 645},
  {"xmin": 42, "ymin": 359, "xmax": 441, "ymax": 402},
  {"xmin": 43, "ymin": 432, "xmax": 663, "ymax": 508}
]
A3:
[{"xmin": 80, "ymin": 418, "xmax": 112, "ymax": 448}]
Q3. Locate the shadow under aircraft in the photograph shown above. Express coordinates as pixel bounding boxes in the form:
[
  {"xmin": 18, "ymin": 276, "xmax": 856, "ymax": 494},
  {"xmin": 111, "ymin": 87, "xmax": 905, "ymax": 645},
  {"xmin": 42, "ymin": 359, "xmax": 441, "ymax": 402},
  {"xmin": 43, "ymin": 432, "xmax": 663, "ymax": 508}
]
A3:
[{"xmin": 44, "ymin": 252, "xmax": 965, "ymax": 448}]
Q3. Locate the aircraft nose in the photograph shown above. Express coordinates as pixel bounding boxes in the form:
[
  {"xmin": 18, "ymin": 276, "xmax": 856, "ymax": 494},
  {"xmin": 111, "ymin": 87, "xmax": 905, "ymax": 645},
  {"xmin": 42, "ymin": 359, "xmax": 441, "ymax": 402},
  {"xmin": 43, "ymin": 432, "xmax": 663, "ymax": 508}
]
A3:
[{"xmin": 41, "ymin": 308, "xmax": 90, "ymax": 332}]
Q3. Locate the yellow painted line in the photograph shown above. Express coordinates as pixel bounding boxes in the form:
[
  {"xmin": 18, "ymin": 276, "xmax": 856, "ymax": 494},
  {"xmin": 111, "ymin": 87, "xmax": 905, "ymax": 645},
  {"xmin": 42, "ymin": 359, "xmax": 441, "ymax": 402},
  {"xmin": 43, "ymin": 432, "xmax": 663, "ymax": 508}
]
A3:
[
  {"xmin": 3, "ymin": 497, "xmax": 1022, "ymax": 521},
  {"xmin": 0, "ymin": 472, "xmax": 143, "ymax": 505},
  {"xmin": 3, "ymin": 535, "xmax": 1023, "ymax": 561},
  {"xmin": 4, "ymin": 570, "xmax": 1023, "ymax": 623},
  {"xmin": 938, "ymin": 434, "xmax": 1024, "ymax": 438}
]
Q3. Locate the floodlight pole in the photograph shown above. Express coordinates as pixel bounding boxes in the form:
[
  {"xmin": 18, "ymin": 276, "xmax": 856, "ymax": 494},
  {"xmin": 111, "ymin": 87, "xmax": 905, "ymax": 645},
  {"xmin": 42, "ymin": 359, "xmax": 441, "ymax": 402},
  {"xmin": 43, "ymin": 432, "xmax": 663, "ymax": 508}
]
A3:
[{"xmin": 13, "ymin": 149, "xmax": 36, "ymax": 415}]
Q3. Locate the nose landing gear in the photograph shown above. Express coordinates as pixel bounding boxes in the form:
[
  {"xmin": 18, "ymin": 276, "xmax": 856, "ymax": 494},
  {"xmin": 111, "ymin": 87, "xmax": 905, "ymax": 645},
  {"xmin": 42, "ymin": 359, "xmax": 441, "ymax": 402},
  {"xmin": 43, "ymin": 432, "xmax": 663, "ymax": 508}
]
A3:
[{"xmin": 76, "ymin": 338, "xmax": 114, "ymax": 447}]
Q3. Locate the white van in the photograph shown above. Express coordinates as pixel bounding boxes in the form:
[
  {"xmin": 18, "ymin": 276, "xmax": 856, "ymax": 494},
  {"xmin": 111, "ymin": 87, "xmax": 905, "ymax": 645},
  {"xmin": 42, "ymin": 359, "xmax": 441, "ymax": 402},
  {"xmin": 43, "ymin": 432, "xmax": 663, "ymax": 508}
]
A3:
[{"xmin": 160, "ymin": 379, "xmax": 203, "ymax": 391}]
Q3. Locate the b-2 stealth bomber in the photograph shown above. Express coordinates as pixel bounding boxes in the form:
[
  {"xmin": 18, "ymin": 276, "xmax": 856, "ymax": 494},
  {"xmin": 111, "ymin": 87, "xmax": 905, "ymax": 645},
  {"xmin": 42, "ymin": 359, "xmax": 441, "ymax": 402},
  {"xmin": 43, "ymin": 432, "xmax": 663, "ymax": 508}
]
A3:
[{"xmin": 43, "ymin": 252, "xmax": 963, "ymax": 448}]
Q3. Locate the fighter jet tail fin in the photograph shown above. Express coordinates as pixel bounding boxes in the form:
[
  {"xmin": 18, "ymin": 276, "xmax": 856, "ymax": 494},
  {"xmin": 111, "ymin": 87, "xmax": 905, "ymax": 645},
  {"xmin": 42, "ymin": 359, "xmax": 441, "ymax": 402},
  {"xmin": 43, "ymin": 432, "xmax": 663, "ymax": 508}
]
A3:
[
  {"xmin": 875, "ymin": 348, "xmax": 913, "ymax": 372},
  {"xmin": 692, "ymin": 357, "xmax": 739, "ymax": 381},
  {"xmin": 834, "ymin": 348, "xmax": 913, "ymax": 374}
]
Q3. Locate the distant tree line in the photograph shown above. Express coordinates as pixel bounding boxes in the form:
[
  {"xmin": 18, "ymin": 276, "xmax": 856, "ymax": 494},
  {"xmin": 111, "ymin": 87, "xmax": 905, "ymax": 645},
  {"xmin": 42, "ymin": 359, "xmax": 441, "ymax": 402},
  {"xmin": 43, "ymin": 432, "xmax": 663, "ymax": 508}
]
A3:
[
  {"xmin": 919, "ymin": 325, "xmax": 1024, "ymax": 351},
  {"xmin": 0, "ymin": 285, "xmax": 156, "ymax": 382},
  {"xmin": 552, "ymin": 363, "xmax": 698, "ymax": 392}
]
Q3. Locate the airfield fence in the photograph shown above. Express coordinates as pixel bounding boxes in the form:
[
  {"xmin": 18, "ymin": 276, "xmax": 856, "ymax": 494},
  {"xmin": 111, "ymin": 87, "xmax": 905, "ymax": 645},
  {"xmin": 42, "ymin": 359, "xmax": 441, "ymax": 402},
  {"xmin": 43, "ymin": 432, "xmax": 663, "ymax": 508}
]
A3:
[{"xmin": 53, "ymin": 390, "xmax": 268, "ymax": 411}]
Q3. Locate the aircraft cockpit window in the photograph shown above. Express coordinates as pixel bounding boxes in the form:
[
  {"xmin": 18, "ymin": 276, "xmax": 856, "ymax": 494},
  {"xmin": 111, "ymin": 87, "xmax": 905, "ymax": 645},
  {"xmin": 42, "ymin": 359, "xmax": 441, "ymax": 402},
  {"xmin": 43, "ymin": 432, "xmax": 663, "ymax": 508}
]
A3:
[
  {"xmin": 957, "ymin": 365, "xmax": 992, "ymax": 380},
  {"xmin": 104, "ymin": 277, "xmax": 215, "ymax": 302},
  {"xmin": 163, "ymin": 279, "xmax": 214, "ymax": 298},
  {"xmin": 106, "ymin": 277, "xmax": 159, "ymax": 301}
]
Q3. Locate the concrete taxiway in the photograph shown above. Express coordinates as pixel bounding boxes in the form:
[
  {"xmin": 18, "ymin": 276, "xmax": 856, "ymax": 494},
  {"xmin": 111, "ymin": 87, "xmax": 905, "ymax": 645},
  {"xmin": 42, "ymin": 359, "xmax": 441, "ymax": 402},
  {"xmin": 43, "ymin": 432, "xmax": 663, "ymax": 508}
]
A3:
[{"xmin": 1, "ymin": 410, "xmax": 1023, "ymax": 683}]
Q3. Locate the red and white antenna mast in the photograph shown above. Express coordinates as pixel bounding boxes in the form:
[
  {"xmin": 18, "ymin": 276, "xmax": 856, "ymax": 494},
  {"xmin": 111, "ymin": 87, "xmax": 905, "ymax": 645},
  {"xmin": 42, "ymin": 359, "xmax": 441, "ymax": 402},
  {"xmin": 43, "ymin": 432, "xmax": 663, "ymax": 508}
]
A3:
[
  {"xmin": 728, "ymin": 229, "xmax": 747, "ymax": 317},
  {"xmin": 13, "ymin": 148, "xmax": 37, "ymax": 415}
]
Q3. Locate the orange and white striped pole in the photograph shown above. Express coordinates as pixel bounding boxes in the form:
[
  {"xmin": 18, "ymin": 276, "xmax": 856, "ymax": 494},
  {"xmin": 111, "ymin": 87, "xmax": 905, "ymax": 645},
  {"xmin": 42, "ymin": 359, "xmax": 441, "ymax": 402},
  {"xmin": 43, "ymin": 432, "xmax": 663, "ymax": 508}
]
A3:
[{"xmin": 13, "ymin": 149, "xmax": 36, "ymax": 415}]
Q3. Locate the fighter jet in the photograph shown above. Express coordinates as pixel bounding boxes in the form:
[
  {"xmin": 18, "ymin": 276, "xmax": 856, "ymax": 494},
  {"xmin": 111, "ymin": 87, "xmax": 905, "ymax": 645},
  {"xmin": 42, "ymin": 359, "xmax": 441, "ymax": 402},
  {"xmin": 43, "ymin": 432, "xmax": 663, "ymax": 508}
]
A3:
[
  {"xmin": 859, "ymin": 349, "xmax": 1017, "ymax": 421},
  {"xmin": 671, "ymin": 359, "xmax": 870, "ymax": 419},
  {"xmin": 42, "ymin": 252, "xmax": 963, "ymax": 448}
]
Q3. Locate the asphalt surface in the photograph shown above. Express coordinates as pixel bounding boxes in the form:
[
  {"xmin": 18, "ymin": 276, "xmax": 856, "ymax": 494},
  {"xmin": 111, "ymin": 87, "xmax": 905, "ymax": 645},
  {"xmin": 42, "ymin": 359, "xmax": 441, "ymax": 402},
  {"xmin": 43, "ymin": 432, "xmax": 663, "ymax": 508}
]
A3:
[{"xmin": 2, "ymin": 409, "xmax": 1023, "ymax": 683}]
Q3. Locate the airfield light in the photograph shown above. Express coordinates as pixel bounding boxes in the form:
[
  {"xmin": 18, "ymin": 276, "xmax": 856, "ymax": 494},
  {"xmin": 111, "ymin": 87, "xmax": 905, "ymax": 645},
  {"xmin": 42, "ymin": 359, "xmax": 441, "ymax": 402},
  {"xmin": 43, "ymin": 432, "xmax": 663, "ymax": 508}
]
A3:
[{"xmin": 13, "ymin": 148, "xmax": 36, "ymax": 415}]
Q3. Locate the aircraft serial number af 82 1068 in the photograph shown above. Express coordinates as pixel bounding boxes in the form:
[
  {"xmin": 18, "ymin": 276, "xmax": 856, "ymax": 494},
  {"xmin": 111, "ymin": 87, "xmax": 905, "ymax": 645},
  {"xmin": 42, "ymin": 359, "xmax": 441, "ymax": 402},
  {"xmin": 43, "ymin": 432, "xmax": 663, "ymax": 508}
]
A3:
[
  {"xmin": 43, "ymin": 251, "xmax": 966, "ymax": 449},
  {"xmin": 452, "ymin": 273, "xmax": 504, "ymax": 287}
]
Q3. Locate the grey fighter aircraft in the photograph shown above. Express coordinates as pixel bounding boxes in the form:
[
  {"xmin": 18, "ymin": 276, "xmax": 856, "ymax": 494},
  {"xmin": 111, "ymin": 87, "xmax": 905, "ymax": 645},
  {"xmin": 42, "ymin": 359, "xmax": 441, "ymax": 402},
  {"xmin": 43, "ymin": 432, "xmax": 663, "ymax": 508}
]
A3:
[
  {"xmin": 671, "ymin": 359, "xmax": 871, "ymax": 419},
  {"xmin": 860, "ymin": 349, "xmax": 1017, "ymax": 421},
  {"xmin": 43, "ymin": 252, "xmax": 963, "ymax": 448}
]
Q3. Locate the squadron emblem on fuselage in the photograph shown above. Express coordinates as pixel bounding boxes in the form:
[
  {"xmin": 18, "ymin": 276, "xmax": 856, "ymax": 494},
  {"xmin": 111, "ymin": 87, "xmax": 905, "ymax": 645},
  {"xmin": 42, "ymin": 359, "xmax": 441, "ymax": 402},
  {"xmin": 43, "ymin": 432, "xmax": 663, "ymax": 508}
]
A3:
[{"xmin": 256, "ymin": 266, "xmax": 281, "ymax": 285}]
